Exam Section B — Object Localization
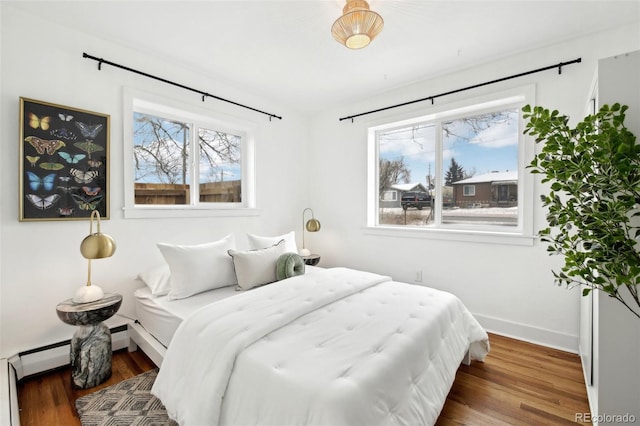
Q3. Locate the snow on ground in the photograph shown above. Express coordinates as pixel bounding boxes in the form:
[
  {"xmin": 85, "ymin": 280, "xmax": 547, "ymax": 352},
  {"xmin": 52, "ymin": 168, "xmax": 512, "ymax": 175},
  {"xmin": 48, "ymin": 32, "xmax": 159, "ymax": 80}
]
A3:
[{"xmin": 381, "ymin": 207, "xmax": 517, "ymax": 217}]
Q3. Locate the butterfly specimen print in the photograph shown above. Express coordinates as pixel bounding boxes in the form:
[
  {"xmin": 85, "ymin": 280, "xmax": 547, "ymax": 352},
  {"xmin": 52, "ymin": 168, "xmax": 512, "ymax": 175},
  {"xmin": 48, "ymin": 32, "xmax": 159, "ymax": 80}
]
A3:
[
  {"xmin": 26, "ymin": 156, "xmax": 40, "ymax": 167},
  {"xmin": 28, "ymin": 112, "xmax": 51, "ymax": 131},
  {"xmin": 57, "ymin": 185, "xmax": 79, "ymax": 193},
  {"xmin": 69, "ymin": 168, "xmax": 98, "ymax": 184},
  {"xmin": 50, "ymin": 128, "xmax": 77, "ymax": 141},
  {"xmin": 20, "ymin": 98, "xmax": 109, "ymax": 220},
  {"xmin": 58, "ymin": 151, "xmax": 86, "ymax": 164},
  {"xmin": 71, "ymin": 193, "xmax": 104, "ymax": 210},
  {"xmin": 82, "ymin": 186, "xmax": 101, "ymax": 196},
  {"xmin": 39, "ymin": 162, "xmax": 65, "ymax": 171},
  {"xmin": 25, "ymin": 194, "xmax": 60, "ymax": 210},
  {"xmin": 24, "ymin": 136, "xmax": 66, "ymax": 155},
  {"xmin": 74, "ymin": 141, "xmax": 104, "ymax": 159},
  {"xmin": 58, "ymin": 207, "xmax": 75, "ymax": 216},
  {"xmin": 26, "ymin": 172, "xmax": 55, "ymax": 192},
  {"xmin": 57, "ymin": 176, "xmax": 78, "ymax": 193},
  {"xmin": 75, "ymin": 122, "xmax": 103, "ymax": 140}
]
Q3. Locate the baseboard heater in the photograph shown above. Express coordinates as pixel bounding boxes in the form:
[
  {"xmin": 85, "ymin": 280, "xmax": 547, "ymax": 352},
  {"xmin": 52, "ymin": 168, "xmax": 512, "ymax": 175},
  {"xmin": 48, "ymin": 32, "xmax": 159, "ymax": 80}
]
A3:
[
  {"xmin": 1, "ymin": 324, "xmax": 129, "ymax": 426},
  {"xmin": 10, "ymin": 324, "xmax": 129, "ymax": 381},
  {"xmin": 1, "ymin": 358, "xmax": 19, "ymax": 426}
]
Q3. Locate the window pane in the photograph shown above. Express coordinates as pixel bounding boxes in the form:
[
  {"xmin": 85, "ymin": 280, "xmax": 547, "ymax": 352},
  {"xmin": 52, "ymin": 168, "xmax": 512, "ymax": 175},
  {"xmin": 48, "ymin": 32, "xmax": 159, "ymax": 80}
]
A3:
[
  {"xmin": 133, "ymin": 112, "xmax": 190, "ymax": 205},
  {"xmin": 198, "ymin": 128, "xmax": 242, "ymax": 203},
  {"xmin": 378, "ymin": 124, "xmax": 436, "ymax": 227},
  {"xmin": 442, "ymin": 109, "xmax": 519, "ymax": 226}
]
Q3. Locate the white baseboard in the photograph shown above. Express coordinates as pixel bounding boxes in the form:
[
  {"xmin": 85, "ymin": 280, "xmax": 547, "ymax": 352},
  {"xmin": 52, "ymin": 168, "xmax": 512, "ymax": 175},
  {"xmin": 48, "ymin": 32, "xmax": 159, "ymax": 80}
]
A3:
[{"xmin": 474, "ymin": 313, "xmax": 579, "ymax": 354}]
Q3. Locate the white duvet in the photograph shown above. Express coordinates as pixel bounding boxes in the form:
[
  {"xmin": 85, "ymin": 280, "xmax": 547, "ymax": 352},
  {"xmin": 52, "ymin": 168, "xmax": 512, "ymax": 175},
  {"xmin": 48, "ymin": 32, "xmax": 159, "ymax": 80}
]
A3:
[{"xmin": 152, "ymin": 267, "xmax": 489, "ymax": 426}]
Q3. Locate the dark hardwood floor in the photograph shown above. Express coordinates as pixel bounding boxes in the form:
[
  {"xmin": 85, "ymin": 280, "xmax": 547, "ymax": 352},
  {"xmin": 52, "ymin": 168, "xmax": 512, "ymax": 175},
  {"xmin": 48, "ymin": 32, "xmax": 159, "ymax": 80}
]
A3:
[
  {"xmin": 17, "ymin": 349, "xmax": 156, "ymax": 426},
  {"xmin": 17, "ymin": 333, "xmax": 590, "ymax": 425}
]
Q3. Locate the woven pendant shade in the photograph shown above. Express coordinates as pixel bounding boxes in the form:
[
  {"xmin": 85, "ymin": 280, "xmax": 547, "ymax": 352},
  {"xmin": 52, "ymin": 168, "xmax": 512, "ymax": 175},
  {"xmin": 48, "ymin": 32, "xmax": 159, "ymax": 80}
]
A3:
[{"xmin": 331, "ymin": 0, "xmax": 384, "ymax": 49}]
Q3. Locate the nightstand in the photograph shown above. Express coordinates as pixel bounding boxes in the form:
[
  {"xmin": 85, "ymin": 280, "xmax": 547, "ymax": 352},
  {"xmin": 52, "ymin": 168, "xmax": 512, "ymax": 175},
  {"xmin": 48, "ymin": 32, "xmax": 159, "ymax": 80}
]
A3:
[
  {"xmin": 56, "ymin": 293, "xmax": 122, "ymax": 389},
  {"xmin": 302, "ymin": 254, "xmax": 321, "ymax": 266}
]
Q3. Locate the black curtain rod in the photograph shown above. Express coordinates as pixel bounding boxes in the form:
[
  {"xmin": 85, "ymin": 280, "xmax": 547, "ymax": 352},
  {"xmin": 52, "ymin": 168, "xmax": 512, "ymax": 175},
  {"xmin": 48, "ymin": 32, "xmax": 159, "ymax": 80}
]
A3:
[
  {"xmin": 82, "ymin": 52, "xmax": 282, "ymax": 121},
  {"xmin": 339, "ymin": 57, "xmax": 582, "ymax": 122}
]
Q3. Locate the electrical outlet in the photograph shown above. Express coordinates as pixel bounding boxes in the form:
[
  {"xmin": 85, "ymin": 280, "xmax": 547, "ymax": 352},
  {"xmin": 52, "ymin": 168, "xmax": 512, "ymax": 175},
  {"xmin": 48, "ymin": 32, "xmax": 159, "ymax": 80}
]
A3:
[{"xmin": 414, "ymin": 270, "xmax": 422, "ymax": 283}]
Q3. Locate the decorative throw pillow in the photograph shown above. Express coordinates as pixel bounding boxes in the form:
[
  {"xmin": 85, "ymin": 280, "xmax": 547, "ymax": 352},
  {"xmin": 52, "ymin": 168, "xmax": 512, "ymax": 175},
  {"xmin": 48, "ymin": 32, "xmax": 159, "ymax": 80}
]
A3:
[
  {"xmin": 136, "ymin": 263, "xmax": 171, "ymax": 296},
  {"xmin": 247, "ymin": 231, "xmax": 298, "ymax": 254},
  {"xmin": 228, "ymin": 240, "xmax": 288, "ymax": 291},
  {"xmin": 157, "ymin": 234, "xmax": 236, "ymax": 300},
  {"xmin": 276, "ymin": 253, "xmax": 305, "ymax": 281}
]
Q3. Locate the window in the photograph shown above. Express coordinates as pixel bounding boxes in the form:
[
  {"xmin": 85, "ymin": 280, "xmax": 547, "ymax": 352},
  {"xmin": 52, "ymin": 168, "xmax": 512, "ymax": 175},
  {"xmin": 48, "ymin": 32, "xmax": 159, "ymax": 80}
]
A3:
[
  {"xmin": 381, "ymin": 190, "xmax": 397, "ymax": 202},
  {"xmin": 124, "ymin": 89, "xmax": 256, "ymax": 218},
  {"xmin": 368, "ymin": 87, "xmax": 535, "ymax": 243}
]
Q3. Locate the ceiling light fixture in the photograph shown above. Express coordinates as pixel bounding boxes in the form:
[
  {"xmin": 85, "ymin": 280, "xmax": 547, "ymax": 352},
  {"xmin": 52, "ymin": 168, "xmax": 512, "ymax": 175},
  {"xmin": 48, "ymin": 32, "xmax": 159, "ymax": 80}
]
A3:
[{"xmin": 331, "ymin": 0, "xmax": 384, "ymax": 49}]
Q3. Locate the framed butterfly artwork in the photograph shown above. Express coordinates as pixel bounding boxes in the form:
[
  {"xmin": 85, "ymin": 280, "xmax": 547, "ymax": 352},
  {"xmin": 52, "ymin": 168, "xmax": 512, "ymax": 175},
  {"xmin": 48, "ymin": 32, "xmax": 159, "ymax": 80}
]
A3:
[{"xmin": 19, "ymin": 97, "xmax": 110, "ymax": 221}]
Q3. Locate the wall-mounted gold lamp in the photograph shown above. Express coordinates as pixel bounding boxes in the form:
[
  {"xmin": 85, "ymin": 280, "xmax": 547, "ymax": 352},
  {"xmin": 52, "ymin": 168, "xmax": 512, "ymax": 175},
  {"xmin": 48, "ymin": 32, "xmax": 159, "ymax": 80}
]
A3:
[
  {"xmin": 300, "ymin": 208, "xmax": 321, "ymax": 256},
  {"xmin": 73, "ymin": 210, "xmax": 116, "ymax": 303}
]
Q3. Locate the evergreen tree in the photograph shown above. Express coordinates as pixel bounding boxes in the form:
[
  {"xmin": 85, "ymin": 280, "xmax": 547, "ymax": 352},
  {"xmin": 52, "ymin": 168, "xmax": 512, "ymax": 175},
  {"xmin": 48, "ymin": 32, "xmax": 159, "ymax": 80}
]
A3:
[{"xmin": 445, "ymin": 158, "xmax": 465, "ymax": 186}]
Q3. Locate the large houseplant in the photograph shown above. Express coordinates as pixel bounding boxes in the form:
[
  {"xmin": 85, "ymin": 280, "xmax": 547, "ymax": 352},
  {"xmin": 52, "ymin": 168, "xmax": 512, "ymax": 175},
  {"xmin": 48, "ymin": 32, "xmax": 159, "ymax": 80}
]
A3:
[{"xmin": 523, "ymin": 103, "xmax": 640, "ymax": 319}]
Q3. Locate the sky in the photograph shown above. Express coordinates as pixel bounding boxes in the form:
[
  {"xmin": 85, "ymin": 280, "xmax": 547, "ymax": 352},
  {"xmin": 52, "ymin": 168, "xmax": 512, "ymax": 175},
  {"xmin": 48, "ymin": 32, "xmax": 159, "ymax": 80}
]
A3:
[
  {"xmin": 133, "ymin": 112, "xmax": 241, "ymax": 184},
  {"xmin": 379, "ymin": 109, "xmax": 519, "ymax": 188}
]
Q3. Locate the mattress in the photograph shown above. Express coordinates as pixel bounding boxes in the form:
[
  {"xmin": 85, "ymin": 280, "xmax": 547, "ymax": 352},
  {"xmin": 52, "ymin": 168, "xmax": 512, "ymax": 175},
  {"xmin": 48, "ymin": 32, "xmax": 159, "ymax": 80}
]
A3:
[
  {"xmin": 134, "ymin": 265, "xmax": 324, "ymax": 347},
  {"xmin": 134, "ymin": 285, "xmax": 239, "ymax": 347}
]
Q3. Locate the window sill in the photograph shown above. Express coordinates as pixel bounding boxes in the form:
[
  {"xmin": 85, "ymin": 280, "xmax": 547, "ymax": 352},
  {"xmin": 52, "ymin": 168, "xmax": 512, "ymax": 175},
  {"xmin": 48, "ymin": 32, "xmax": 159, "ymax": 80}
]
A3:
[
  {"xmin": 362, "ymin": 225, "xmax": 536, "ymax": 246},
  {"xmin": 123, "ymin": 206, "xmax": 262, "ymax": 219}
]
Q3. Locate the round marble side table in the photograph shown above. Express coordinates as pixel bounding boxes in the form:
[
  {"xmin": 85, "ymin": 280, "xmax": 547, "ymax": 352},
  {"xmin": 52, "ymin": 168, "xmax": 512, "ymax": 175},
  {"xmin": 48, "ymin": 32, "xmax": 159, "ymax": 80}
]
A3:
[{"xmin": 56, "ymin": 293, "xmax": 122, "ymax": 389}]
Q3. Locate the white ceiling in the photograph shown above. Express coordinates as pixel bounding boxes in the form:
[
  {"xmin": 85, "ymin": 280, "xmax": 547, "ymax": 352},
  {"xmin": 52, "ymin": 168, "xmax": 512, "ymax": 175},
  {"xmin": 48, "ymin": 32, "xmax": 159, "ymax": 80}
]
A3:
[{"xmin": 7, "ymin": 1, "xmax": 640, "ymax": 113}]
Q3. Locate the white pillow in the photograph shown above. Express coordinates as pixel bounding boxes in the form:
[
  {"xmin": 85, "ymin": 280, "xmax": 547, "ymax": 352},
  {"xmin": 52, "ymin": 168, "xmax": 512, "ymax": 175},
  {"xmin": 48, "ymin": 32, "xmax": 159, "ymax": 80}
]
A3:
[
  {"xmin": 247, "ymin": 231, "xmax": 298, "ymax": 254},
  {"xmin": 228, "ymin": 240, "xmax": 288, "ymax": 291},
  {"xmin": 137, "ymin": 263, "xmax": 171, "ymax": 296},
  {"xmin": 157, "ymin": 234, "xmax": 236, "ymax": 300}
]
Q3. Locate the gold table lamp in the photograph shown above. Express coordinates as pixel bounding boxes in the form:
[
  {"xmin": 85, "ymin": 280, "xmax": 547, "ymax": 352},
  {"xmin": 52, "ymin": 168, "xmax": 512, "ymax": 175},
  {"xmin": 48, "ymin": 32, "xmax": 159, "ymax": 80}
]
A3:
[{"xmin": 73, "ymin": 210, "xmax": 116, "ymax": 303}]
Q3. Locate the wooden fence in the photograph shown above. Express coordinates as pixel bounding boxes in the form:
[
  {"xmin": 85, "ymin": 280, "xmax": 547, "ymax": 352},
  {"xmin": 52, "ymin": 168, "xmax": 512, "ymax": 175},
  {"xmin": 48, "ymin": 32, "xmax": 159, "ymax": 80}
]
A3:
[{"xmin": 135, "ymin": 180, "xmax": 241, "ymax": 204}]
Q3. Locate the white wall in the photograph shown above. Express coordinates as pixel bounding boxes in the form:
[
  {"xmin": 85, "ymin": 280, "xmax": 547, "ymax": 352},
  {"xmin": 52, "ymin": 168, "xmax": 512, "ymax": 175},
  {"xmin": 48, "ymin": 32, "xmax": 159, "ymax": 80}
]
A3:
[
  {"xmin": 308, "ymin": 23, "xmax": 640, "ymax": 352},
  {"xmin": 0, "ymin": 5, "xmax": 311, "ymax": 358}
]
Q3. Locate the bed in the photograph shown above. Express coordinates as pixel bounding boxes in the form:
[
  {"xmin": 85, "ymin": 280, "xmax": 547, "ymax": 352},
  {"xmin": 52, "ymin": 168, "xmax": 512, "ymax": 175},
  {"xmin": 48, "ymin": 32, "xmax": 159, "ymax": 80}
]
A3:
[{"xmin": 144, "ymin": 266, "xmax": 489, "ymax": 426}]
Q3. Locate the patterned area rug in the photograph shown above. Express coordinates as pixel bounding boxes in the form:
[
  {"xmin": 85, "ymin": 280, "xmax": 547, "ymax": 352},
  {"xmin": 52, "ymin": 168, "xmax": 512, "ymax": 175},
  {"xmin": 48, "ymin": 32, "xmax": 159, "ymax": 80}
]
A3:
[{"xmin": 75, "ymin": 369, "xmax": 178, "ymax": 426}]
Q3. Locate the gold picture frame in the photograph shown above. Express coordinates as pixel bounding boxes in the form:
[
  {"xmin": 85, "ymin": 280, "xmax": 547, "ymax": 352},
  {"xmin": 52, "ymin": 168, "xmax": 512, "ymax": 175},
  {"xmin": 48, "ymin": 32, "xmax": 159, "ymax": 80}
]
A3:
[{"xmin": 19, "ymin": 97, "xmax": 110, "ymax": 221}]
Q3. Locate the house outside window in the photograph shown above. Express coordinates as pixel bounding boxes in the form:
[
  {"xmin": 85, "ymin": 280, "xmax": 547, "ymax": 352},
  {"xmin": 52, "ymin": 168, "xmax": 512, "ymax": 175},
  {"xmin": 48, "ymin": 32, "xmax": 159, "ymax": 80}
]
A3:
[
  {"xmin": 123, "ymin": 89, "xmax": 256, "ymax": 218},
  {"xmin": 367, "ymin": 87, "xmax": 535, "ymax": 242}
]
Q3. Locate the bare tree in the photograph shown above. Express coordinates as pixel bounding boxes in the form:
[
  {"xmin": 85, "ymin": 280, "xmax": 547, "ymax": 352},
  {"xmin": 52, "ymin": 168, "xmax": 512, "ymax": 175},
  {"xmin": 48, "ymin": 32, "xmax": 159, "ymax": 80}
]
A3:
[
  {"xmin": 442, "ymin": 110, "xmax": 515, "ymax": 141},
  {"xmin": 198, "ymin": 129, "xmax": 241, "ymax": 182},
  {"xmin": 379, "ymin": 158, "xmax": 411, "ymax": 198},
  {"xmin": 133, "ymin": 114, "xmax": 240, "ymax": 184}
]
